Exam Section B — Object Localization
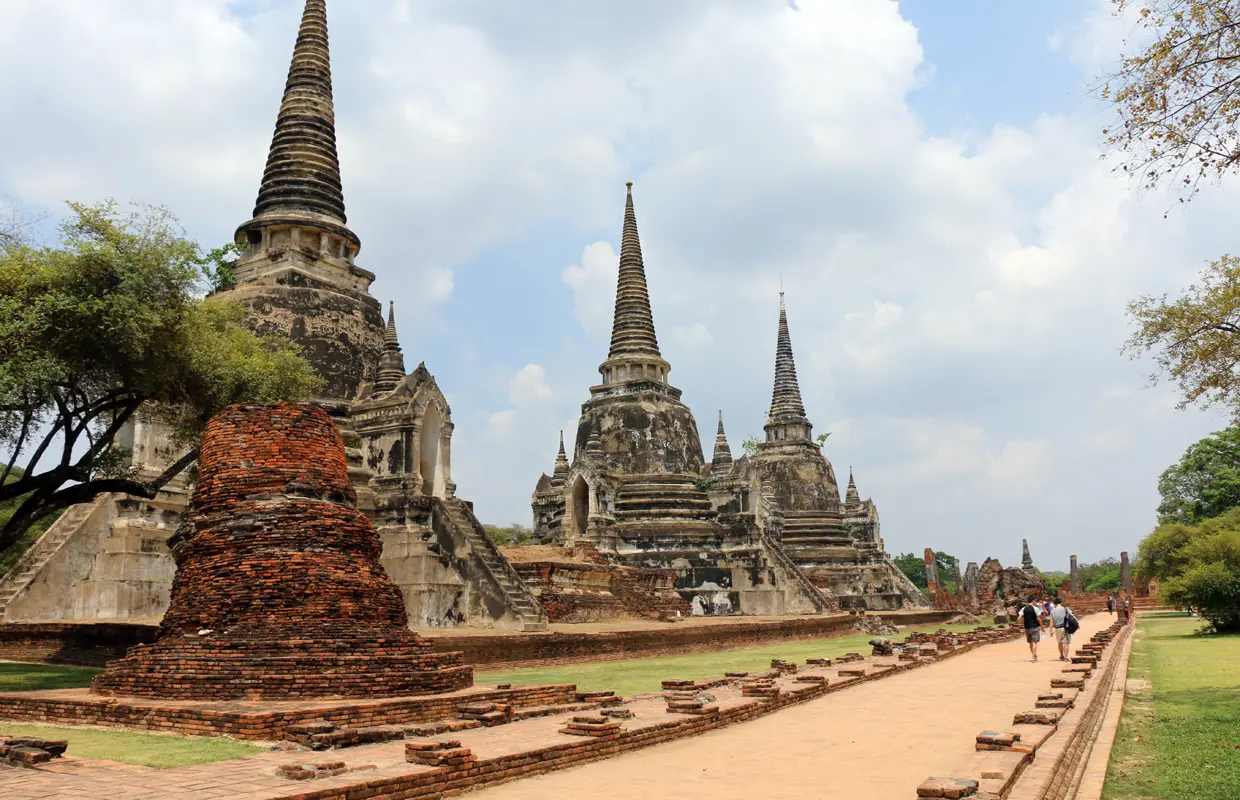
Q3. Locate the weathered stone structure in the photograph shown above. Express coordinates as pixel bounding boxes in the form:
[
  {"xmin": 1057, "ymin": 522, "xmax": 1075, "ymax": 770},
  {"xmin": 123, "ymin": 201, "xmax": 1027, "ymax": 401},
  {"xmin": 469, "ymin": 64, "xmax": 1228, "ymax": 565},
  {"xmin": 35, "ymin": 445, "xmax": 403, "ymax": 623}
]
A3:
[
  {"xmin": 1070, "ymin": 554, "xmax": 1081, "ymax": 595},
  {"xmin": 0, "ymin": 0, "xmax": 545, "ymax": 632},
  {"xmin": 708, "ymin": 296, "xmax": 925, "ymax": 610},
  {"xmin": 529, "ymin": 184, "xmax": 825, "ymax": 616},
  {"xmin": 1022, "ymin": 538, "xmax": 1034, "ymax": 571},
  {"xmin": 1120, "ymin": 550, "xmax": 1133, "ymax": 594},
  {"xmin": 213, "ymin": 0, "xmax": 382, "ymax": 409},
  {"xmin": 91, "ymin": 403, "xmax": 472, "ymax": 700}
]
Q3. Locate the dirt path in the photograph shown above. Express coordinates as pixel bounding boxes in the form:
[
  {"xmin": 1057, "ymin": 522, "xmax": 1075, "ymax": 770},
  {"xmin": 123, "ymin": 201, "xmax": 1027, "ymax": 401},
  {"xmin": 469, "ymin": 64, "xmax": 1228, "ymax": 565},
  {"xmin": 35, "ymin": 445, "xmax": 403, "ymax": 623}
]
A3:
[{"xmin": 474, "ymin": 612, "xmax": 1115, "ymax": 800}]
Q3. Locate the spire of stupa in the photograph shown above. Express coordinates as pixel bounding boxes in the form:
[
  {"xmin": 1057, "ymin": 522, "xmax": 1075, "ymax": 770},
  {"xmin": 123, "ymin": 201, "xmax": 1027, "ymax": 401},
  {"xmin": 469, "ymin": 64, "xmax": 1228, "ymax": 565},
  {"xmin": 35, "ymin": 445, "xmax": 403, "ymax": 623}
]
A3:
[
  {"xmin": 711, "ymin": 410, "xmax": 734, "ymax": 478},
  {"xmin": 609, "ymin": 182, "xmax": 661, "ymax": 359},
  {"xmin": 550, "ymin": 431, "xmax": 570, "ymax": 488},
  {"xmin": 238, "ymin": 0, "xmax": 357, "ymax": 247},
  {"xmin": 845, "ymin": 466, "xmax": 860, "ymax": 507},
  {"xmin": 373, "ymin": 301, "xmax": 405, "ymax": 395},
  {"xmin": 764, "ymin": 292, "xmax": 812, "ymax": 442}
]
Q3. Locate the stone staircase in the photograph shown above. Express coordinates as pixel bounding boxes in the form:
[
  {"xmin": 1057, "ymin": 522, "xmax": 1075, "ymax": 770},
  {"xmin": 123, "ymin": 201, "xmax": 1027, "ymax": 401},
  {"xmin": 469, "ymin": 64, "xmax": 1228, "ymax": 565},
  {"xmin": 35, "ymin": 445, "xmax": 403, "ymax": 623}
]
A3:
[
  {"xmin": 614, "ymin": 475, "xmax": 716, "ymax": 522},
  {"xmin": 780, "ymin": 510, "xmax": 851, "ymax": 547},
  {"xmin": 755, "ymin": 530, "xmax": 830, "ymax": 614},
  {"xmin": 0, "ymin": 494, "xmax": 110, "ymax": 619},
  {"xmin": 440, "ymin": 498, "xmax": 547, "ymax": 632}
]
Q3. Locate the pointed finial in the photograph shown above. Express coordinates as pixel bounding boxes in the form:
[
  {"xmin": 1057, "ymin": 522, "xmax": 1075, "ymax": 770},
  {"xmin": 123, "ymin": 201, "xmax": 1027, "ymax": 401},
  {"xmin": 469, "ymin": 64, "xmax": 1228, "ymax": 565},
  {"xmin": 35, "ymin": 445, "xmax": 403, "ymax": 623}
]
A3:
[
  {"xmin": 558, "ymin": 430, "xmax": 566, "ymax": 454},
  {"xmin": 605, "ymin": 181, "xmax": 662, "ymax": 360},
  {"xmin": 765, "ymin": 292, "xmax": 810, "ymax": 440},
  {"xmin": 251, "ymin": 0, "xmax": 347, "ymax": 225},
  {"xmin": 387, "ymin": 300, "xmax": 395, "ymax": 325},
  {"xmin": 718, "ymin": 409, "xmax": 725, "ymax": 434}
]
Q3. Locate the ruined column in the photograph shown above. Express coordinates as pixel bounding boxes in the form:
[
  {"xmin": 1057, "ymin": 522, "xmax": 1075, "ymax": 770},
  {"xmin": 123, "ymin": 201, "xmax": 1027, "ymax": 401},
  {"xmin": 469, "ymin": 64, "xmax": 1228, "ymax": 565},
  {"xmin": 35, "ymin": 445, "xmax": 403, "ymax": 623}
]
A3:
[
  {"xmin": 923, "ymin": 548, "xmax": 939, "ymax": 594},
  {"xmin": 964, "ymin": 562, "xmax": 979, "ymax": 602},
  {"xmin": 953, "ymin": 561, "xmax": 964, "ymax": 596},
  {"xmin": 1021, "ymin": 538, "xmax": 1034, "ymax": 571},
  {"xmin": 1070, "ymin": 554, "xmax": 1080, "ymax": 595},
  {"xmin": 1120, "ymin": 551, "xmax": 1132, "ymax": 593}
]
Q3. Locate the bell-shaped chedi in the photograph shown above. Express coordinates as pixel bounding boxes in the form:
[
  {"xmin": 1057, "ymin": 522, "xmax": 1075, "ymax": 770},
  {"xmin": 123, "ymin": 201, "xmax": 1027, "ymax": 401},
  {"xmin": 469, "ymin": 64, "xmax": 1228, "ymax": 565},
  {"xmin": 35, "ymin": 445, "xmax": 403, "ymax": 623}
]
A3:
[{"xmin": 91, "ymin": 402, "xmax": 472, "ymax": 700}]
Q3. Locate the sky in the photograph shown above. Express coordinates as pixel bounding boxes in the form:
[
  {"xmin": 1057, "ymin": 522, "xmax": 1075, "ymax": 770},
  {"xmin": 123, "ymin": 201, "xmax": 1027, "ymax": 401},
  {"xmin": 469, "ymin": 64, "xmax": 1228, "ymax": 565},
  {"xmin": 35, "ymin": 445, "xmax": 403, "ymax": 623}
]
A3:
[{"xmin": 0, "ymin": 0, "xmax": 1234, "ymax": 570}]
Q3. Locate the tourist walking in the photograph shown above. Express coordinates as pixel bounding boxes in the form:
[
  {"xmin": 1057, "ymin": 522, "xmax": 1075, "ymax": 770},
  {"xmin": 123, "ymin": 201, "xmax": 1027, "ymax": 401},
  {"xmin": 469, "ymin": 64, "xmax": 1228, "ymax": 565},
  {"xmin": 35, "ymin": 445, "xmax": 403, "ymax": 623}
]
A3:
[
  {"xmin": 1019, "ymin": 597, "xmax": 1042, "ymax": 662},
  {"xmin": 1107, "ymin": 595, "xmax": 1114, "ymax": 615},
  {"xmin": 1049, "ymin": 597, "xmax": 1076, "ymax": 661}
]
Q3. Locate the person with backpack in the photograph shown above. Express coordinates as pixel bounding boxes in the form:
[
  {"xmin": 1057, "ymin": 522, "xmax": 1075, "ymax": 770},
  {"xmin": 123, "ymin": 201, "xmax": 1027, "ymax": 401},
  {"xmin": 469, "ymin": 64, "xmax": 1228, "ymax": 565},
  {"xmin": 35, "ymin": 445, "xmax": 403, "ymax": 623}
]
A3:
[
  {"xmin": 1050, "ymin": 597, "xmax": 1078, "ymax": 661},
  {"xmin": 1107, "ymin": 595, "xmax": 1114, "ymax": 615},
  {"xmin": 1019, "ymin": 597, "xmax": 1042, "ymax": 662}
]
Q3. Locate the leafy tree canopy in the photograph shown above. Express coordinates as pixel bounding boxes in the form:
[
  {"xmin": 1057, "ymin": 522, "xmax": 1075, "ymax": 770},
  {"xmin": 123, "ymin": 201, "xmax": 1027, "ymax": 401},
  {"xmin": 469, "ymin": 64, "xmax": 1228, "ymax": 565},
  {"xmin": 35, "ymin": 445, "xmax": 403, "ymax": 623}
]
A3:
[
  {"xmin": 1154, "ymin": 425, "xmax": 1240, "ymax": 524},
  {"xmin": 1099, "ymin": 0, "xmax": 1240, "ymax": 201},
  {"xmin": 1126, "ymin": 258, "xmax": 1240, "ymax": 420},
  {"xmin": 893, "ymin": 551, "xmax": 959, "ymax": 591},
  {"xmin": 0, "ymin": 200, "xmax": 322, "ymax": 550},
  {"xmin": 485, "ymin": 523, "xmax": 533, "ymax": 546},
  {"xmin": 1138, "ymin": 507, "xmax": 1240, "ymax": 632}
]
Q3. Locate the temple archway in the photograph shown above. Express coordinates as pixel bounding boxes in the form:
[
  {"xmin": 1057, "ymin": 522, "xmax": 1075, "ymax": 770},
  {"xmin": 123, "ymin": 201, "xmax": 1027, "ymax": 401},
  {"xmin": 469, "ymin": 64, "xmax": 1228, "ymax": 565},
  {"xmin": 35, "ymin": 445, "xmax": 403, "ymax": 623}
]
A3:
[
  {"xmin": 420, "ymin": 402, "xmax": 444, "ymax": 497},
  {"xmin": 570, "ymin": 476, "xmax": 590, "ymax": 539}
]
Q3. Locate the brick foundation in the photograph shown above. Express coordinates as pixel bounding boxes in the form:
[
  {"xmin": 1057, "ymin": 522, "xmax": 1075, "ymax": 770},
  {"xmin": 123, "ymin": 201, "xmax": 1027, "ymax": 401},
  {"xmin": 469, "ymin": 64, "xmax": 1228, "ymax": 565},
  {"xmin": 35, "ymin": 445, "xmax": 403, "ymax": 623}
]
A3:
[
  {"xmin": 0, "ymin": 684, "xmax": 577, "ymax": 741},
  {"xmin": 90, "ymin": 403, "xmax": 472, "ymax": 700}
]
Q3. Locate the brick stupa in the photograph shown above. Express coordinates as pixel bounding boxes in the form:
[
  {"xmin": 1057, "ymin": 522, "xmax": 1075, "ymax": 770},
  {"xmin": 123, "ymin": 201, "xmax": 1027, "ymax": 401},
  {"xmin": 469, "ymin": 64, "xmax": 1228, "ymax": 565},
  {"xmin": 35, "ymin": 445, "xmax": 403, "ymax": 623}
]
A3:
[{"xmin": 91, "ymin": 402, "xmax": 473, "ymax": 700}]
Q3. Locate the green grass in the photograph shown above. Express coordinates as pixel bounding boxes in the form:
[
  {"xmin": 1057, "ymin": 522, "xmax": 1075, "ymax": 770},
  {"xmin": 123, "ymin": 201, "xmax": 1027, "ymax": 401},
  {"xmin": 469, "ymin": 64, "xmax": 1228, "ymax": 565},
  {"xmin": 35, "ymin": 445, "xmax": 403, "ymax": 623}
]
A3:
[
  {"xmin": 477, "ymin": 622, "xmax": 991, "ymax": 696},
  {"xmin": 0, "ymin": 661, "xmax": 102, "ymax": 691},
  {"xmin": 1104, "ymin": 612, "xmax": 1240, "ymax": 800},
  {"xmin": 0, "ymin": 722, "xmax": 266, "ymax": 768}
]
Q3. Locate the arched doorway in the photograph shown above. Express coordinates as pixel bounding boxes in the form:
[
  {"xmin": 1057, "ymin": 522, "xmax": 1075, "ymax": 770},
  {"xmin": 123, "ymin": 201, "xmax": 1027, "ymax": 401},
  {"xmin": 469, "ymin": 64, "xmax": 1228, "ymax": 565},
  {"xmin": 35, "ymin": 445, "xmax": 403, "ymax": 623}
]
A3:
[
  {"xmin": 420, "ymin": 403, "xmax": 444, "ymax": 497},
  {"xmin": 570, "ymin": 476, "xmax": 590, "ymax": 538}
]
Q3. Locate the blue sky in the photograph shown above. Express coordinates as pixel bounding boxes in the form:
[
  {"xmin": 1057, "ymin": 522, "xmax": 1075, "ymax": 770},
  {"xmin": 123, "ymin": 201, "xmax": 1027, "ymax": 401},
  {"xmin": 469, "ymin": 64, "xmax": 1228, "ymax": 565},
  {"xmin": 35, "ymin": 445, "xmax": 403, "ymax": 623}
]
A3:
[{"xmin": 1, "ymin": 0, "xmax": 1232, "ymax": 571}]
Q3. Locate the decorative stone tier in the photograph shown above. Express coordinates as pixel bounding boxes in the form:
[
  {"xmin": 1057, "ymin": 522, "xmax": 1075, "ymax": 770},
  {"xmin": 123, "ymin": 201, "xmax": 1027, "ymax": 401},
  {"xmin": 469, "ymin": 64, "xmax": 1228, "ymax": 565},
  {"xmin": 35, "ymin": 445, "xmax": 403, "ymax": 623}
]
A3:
[
  {"xmin": 91, "ymin": 402, "xmax": 472, "ymax": 700},
  {"xmin": 613, "ymin": 475, "xmax": 716, "ymax": 522}
]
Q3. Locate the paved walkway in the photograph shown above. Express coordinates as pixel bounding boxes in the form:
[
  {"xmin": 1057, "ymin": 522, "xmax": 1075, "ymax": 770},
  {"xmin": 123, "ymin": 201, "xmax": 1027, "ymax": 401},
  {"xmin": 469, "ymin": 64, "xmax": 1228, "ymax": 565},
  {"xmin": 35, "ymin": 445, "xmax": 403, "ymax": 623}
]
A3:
[
  {"xmin": 0, "ymin": 614, "xmax": 1112, "ymax": 799},
  {"xmin": 474, "ymin": 613, "xmax": 1114, "ymax": 800}
]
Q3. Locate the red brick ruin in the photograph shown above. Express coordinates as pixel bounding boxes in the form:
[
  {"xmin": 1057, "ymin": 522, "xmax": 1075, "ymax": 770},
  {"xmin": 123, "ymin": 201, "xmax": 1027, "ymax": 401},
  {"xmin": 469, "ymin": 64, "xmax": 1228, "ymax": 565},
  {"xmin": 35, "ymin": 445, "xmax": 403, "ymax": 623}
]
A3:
[{"xmin": 91, "ymin": 403, "xmax": 473, "ymax": 700}]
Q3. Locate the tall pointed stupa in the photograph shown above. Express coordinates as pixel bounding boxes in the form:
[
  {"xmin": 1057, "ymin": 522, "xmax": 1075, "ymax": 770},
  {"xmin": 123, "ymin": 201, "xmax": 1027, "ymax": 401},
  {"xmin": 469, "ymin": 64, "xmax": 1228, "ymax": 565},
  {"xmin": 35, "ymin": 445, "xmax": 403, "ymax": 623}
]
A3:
[
  {"xmin": 574, "ymin": 183, "xmax": 705, "ymax": 477},
  {"xmin": 216, "ymin": 0, "xmax": 384, "ymax": 407}
]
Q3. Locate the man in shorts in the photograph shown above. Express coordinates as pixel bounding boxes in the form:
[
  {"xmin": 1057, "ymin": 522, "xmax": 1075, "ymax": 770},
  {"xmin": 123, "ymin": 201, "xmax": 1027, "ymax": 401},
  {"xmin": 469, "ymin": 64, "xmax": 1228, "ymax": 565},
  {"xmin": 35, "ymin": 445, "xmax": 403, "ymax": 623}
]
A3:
[
  {"xmin": 1049, "ymin": 597, "xmax": 1074, "ymax": 661},
  {"xmin": 1019, "ymin": 597, "xmax": 1042, "ymax": 662}
]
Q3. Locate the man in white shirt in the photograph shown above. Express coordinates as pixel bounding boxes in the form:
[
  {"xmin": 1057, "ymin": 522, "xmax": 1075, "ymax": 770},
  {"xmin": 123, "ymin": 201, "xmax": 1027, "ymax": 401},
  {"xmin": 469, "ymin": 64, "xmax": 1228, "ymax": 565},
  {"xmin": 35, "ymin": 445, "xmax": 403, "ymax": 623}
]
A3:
[{"xmin": 1049, "ymin": 597, "xmax": 1073, "ymax": 662}]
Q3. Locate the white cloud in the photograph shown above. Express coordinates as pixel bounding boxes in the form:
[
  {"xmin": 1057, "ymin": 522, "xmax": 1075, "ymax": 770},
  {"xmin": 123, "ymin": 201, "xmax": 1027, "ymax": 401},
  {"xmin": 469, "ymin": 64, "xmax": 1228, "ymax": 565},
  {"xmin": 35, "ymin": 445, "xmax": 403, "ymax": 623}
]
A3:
[
  {"xmin": 562, "ymin": 241, "xmax": 618, "ymax": 340},
  {"xmin": 3, "ymin": 0, "xmax": 1233, "ymax": 558},
  {"xmin": 508, "ymin": 363, "xmax": 553, "ymax": 407},
  {"xmin": 671, "ymin": 322, "xmax": 714, "ymax": 350}
]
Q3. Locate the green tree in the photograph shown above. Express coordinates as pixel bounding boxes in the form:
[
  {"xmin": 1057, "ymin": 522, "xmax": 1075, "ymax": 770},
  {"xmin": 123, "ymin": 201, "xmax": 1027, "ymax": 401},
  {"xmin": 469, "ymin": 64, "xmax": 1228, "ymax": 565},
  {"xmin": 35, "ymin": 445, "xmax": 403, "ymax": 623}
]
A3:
[
  {"xmin": 893, "ymin": 551, "xmax": 958, "ymax": 591},
  {"xmin": 1154, "ymin": 426, "xmax": 1240, "ymax": 524},
  {"xmin": 1078, "ymin": 558, "xmax": 1123, "ymax": 592},
  {"xmin": 484, "ymin": 524, "xmax": 533, "ymax": 546},
  {"xmin": 0, "ymin": 200, "xmax": 322, "ymax": 551},
  {"xmin": 1098, "ymin": 0, "xmax": 1240, "ymax": 200},
  {"xmin": 1135, "ymin": 506, "xmax": 1240, "ymax": 632},
  {"xmin": 741, "ymin": 436, "xmax": 761, "ymax": 456},
  {"xmin": 1125, "ymin": 259, "xmax": 1240, "ymax": 420}
]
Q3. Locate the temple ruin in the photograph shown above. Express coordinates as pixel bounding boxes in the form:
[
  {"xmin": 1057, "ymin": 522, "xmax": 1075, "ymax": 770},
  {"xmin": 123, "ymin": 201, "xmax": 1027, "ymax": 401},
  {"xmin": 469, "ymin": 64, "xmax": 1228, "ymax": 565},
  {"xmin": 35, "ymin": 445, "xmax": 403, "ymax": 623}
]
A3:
[
  {"xmin": 0, "ymin": 0, "xmax": 546, "ymax": 632},
  {"xmin": 92, "ymin": 403, "xmax": 472, "ymax": 699},
  {"xmin": 708, "ymin": 295, "xmax": 923, "ymax": 610}
]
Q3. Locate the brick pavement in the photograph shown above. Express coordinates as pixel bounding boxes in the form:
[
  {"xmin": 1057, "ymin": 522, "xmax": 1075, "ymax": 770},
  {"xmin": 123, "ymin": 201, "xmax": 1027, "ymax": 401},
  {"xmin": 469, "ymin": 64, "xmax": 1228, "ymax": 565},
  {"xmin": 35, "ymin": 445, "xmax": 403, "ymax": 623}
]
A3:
[{"xmin": 0, "ymin": 623, "xmax": 1038, "ymax": 799}]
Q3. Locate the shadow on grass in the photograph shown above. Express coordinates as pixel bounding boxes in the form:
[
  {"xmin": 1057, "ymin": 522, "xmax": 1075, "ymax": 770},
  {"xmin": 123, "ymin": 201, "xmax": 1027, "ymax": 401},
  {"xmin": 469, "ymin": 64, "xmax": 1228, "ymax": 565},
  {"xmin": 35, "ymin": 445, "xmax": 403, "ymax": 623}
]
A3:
[{"xmin": 0, "ymin": 662, "xmax": 100, "ymax": 692}]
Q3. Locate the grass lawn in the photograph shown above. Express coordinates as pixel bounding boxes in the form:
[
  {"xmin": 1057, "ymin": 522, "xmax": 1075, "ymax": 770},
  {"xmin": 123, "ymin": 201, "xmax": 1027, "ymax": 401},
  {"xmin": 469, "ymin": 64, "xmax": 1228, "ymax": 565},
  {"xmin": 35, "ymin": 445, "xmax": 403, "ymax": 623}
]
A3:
[
  {"xmin": 477, "ymin": 621, "xmax": 991, "ymax": 696},
  {"xmin": 1103, "ymin": 612, "xmax": 1240, "ymax": 800},
  {"xmin": 0, "ymin": 661, "xmax": 101, "ymax": 691},
  {"xmin": 0, "ymin": 722, "xmax": 266, "ymax": 768}
]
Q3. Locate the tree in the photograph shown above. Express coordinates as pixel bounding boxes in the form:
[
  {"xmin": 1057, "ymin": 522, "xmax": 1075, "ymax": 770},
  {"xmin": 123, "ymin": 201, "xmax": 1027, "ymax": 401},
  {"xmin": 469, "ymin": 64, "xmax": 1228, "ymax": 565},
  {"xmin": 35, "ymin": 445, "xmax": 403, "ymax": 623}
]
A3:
[
  {"xmin": 0, "ymin": 200, "xmax": 322, "ymax": 551},
  {"xmin": 1078, "ymin": 557, "xmax": 1123, "ymax": 592},
  {"xmin": 741, "ymin": 436, "xmax": 761, "ymax": 456},
  {"xmin": 1125, "ymin": 258, "xmax": 1240, "ymax": 419},
  {"xmin": 893, "ymin": 550, "xmax": 959, "ymax": 591},
  {"xmin": 1154, "ymin": 426, "xmax": 1240, "ymax": 523},
  {"xmin": 1135, "ymin": 506, "xmax": 1240, "ymax": 632},
  {"xmin": 484, "ymin": 524, "xmax": 533, "ymax": 546},
  {"xmin": 1098, "ymin": 0, "xmax": 1240, "ymax": 201}
]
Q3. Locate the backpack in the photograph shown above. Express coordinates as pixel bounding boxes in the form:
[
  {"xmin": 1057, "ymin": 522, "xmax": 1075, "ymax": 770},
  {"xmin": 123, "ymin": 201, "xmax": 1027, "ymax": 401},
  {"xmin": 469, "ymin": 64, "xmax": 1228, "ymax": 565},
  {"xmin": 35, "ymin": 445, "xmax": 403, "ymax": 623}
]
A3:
[
  {"xmin": 1065, "ymin": 613, "xmax": 1080, "ymax": 635},
  {"xmin": 1022, "ymin": 605, "xmax": 1038, "ymax": 627}
]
